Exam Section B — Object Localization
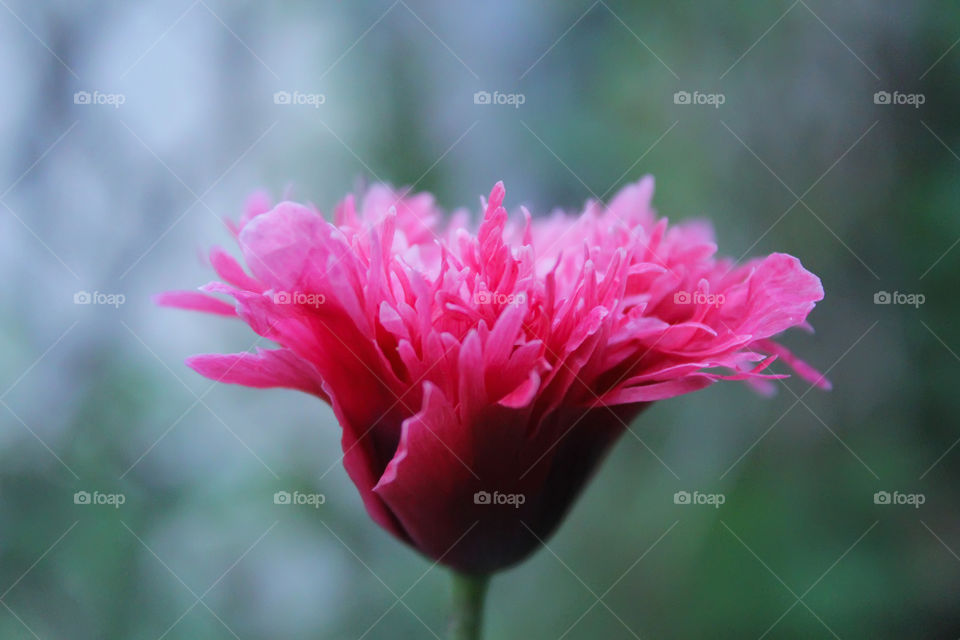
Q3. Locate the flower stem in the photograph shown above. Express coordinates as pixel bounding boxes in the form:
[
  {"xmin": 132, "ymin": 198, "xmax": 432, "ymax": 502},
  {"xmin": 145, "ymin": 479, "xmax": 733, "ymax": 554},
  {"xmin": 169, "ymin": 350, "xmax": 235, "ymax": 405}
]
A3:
[{"xmin": 448, "ymin": 571, "xmax": 489, "ymax": 640}]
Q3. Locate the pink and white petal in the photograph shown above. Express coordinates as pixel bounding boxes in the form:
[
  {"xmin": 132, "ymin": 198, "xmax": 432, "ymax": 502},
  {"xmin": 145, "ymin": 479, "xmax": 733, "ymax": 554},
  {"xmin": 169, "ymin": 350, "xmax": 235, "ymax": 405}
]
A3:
[{"xmin": 238, "ymin": 202, "xmax": 340, "ymax": 292}]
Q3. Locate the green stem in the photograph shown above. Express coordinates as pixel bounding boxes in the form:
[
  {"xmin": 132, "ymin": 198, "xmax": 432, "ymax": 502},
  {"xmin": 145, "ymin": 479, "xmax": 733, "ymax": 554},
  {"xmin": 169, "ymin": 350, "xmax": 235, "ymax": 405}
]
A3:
[{"xmin": 448, "ymin": 571, "xmax": 490, "ymax": 640}]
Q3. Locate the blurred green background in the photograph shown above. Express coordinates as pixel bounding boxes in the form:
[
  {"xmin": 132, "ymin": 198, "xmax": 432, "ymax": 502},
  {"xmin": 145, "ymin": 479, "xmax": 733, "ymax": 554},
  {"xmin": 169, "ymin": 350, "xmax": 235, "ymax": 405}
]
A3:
[{"xmin": 1, "ymin": 1, "xmax": 958, "ymax": 638}]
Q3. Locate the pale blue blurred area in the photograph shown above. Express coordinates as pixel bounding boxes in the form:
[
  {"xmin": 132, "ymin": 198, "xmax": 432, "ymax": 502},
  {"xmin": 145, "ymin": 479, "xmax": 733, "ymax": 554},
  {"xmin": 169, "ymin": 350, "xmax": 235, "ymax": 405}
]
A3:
[{"xmin": 1, "ymin": 1, "xmax": 959, "ymax": 638}]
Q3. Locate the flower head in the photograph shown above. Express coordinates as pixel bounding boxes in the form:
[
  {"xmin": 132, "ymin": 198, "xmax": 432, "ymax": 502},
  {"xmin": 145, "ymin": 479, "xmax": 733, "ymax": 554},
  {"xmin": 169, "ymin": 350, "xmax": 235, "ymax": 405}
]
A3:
[{"xmin": 158, "ymin": 178, "xmax": 827, "ymax": 573}]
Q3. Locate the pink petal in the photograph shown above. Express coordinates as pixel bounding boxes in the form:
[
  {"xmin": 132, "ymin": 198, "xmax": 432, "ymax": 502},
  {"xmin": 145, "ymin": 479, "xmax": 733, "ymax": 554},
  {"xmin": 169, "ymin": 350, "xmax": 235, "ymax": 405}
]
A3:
[
  {"xmin": 153, "ymin": 291, "xmax": 237, "ymax": 317},
  {"xmin": 186, "ymin": 348, "xmax": 326, "ymax": 397}
]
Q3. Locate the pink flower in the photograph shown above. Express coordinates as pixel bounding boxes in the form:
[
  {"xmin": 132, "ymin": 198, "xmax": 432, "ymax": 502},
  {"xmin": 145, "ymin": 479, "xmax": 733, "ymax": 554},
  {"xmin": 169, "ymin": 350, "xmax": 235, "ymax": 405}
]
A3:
[{"xmin": 158, "ymin": 177, "xmax": 828, "ymax": 574}]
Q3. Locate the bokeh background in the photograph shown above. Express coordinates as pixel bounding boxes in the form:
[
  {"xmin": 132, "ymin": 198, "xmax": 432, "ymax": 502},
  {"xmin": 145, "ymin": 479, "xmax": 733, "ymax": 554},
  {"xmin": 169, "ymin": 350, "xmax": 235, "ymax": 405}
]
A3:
[{"xmin": 1, "ymin": 1, "xmax": 958, "ymax": 638}]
